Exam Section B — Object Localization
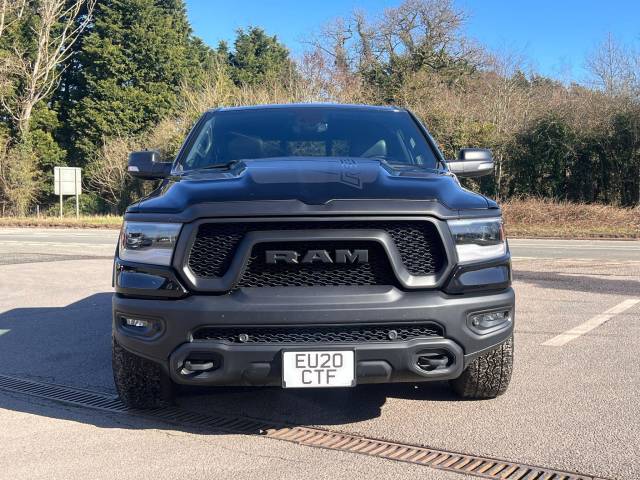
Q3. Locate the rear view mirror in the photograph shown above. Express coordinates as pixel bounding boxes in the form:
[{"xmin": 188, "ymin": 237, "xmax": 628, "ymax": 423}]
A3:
[
  {"xmin": 447, "ymin": 148, "xmax": 494, "ymax": 178},
  {"xmin": 127, "ymin": 150, "xmax": 172, "ymax": 180}
]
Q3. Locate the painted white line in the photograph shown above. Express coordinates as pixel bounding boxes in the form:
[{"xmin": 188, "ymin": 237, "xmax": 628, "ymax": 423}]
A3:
[
  {"xmin": 0, "ymin": 241, "xmax": 114, "ymax": 247},
  {"xmin": 0, "ymin": 329, "xmax": 9, "ymax": 336},
  {"xmin": 510, "ymin": 240, "xmax": 640, "ymax": 244},
  {"xmin": 542, "ymin": 299, "xmax": 640, "ymax": 347},
  {"xmin": 512, "ymin": 256, "xmax": 640, "ymax": 264},
  {"xmin": 512, "ymin": 244, "xmax": 640, "ymax": 251}
]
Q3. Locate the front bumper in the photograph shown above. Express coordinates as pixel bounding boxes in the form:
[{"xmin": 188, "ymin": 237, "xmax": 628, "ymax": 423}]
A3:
[{"xmin": 113, "ymin": 286, "xmax": 515, "ymax": 387}]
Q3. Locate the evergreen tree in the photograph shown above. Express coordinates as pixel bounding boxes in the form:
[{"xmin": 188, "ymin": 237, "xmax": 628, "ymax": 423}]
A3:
[
  {"xmin": 227, "ymin": 27, "xmax": 292, "ymax": 86},
  {"xmin": 65, "ymin": 0, "xmax": 213, "ymax": 163}
]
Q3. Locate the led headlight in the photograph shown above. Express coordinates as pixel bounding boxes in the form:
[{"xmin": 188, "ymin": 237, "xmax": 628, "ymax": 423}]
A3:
[
  {"xmin": 118, "ymin": 222, "xmax": 181, "ymax": 266},
  {"xmin": 448, "ymin": 218, "xmax": 506, "ymax": 263}
]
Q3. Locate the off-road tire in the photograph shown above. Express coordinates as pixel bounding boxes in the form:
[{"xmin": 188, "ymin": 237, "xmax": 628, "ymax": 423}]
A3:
[
  {"xmin": 450, "ymin": 336, "xmax": 513, "ymax": 399},
  {"xmin": 112, "ymin": 337, "xmax": 174, "ymax": 409}
]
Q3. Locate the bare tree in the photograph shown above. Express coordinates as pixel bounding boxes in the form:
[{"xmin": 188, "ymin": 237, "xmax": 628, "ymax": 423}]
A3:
[
  {"xmin": 352, "ymin": 10, "xmax": 375, "ymax": 70},
  {"xmin": 586, "ymin": 33, "xmax": 638, "ymax": 97},
  {"xmin": 313, "ymin": 18, "xmax": 353, "ymax": 76},
  {"xmin": 87, "ymin": 136, "xmax": 136, "ymax": 209},
  {"xmin": 307, "ymin": 0, "xmax": 481, "ymax": 85},
  {"xmin": 1, "ymin": 0, "xmax": 95, "ymax": 138},
  {"xmin": 480, "ymin": 52, "xmax": 535, "ymax": 199},
  {"xmin": 304, "ymin": 17, "xmax": 365, "ymax": 99}
]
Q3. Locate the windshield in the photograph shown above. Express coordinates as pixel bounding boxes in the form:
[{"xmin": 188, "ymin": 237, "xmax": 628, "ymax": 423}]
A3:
[{"xmin": 177, "ymin": 106, "xmax": 440, "ymax": 171}]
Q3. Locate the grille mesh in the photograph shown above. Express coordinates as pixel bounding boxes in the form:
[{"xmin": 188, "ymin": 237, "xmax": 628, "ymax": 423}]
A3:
[
  {"xmin": 193, "ymin": 323, "xmax": 443, "ymax": 344},
  {"xmin": 187, "ymin": 220, "xmax": 446, "ymax": 280},
  {"xmin": 237, "ymin": 241, "xmax": 395, "ymax": 287}
]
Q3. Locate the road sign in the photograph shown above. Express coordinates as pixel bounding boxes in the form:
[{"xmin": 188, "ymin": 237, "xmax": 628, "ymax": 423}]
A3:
[
  {"xmin": 54, "ymin": 167, "xmax": 82, "ymax": 218},
  {"xmin": 54, "ymin": 167, "xmax": 81, "ymax": 195}
]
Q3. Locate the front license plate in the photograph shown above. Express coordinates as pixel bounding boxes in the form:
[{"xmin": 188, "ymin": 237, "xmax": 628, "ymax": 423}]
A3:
[{"xmin": 282, "ymin": 351, "xmax": 355, "ymax": 388}]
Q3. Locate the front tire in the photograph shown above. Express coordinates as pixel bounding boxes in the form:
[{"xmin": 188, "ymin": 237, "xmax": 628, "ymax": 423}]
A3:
[
  {"xmin": 112, "ymin": 338, "xmax": 174, "ymax": 409},
  {"xmin": 450, "ymin": 336, "xmax": 513, "ymax": 399}
]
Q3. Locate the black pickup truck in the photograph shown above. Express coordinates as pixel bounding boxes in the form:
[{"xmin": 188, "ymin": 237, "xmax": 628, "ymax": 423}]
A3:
[{"xmin": 112, "ymin": 104, "xmax": 514, "ymax": 408}]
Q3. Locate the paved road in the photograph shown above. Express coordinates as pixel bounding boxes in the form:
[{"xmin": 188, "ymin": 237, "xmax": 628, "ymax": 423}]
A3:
[
  {"xmin": 1, "ymin": 227, "xmax": 639, "ymax": 261},
  {"xmin": 510, "ymin": 238, "xmax": 640, "ymax": 261},
  {"xmin": 0, "ymin": 228, "xmax": 639, "ymax": 479}
]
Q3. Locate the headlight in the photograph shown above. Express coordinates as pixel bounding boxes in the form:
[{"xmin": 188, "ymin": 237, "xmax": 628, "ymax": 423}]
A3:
[
  {"xmin": 448, "ymin": 218, "xmax": 506, "ymax": 263},
  {"xmin": 118, "ymin": 222, "xmax": 182, "ymax": 266}
]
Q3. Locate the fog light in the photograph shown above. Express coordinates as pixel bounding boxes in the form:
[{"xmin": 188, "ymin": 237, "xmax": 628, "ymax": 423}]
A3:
[
  {"xmin": 469, "ymin": 310, "xmax": 512, "ymax": 332},
  {"xmin": 123, "ymin": 317, "xmax": 149, "ymax": 328},
  {"xmin": 118, "ymin": 315, "xmax": 161, "ymax": 338}
]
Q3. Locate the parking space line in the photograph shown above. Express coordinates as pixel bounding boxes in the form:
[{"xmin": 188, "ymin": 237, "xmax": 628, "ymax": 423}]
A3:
[{"xmin": 542, "ymin": 299, "xmax": 640, "ymax": 347}]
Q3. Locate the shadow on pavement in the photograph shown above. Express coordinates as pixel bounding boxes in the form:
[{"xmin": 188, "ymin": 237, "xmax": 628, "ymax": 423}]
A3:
[
  {"xmin": 0, "ymin": 292, "xmax": 114, "ymax": 392},
  {"xmin": 0, "ymin": 293, "xmax": 459, "ymax": 434},
  {"xmin": 515, "ymin": 270, "xmax": 640, "ymax": 295}
]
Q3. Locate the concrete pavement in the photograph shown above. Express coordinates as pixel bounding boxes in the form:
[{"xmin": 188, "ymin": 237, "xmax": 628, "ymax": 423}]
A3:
[{"xmin": 0, "ymin": 228, "xmax": 639, "ymax": 479}]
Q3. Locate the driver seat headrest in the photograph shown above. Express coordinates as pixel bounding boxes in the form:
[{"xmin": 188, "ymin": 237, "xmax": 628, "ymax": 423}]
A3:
[{"xmin": 226, "ymin": 133, "xmax": 263, "ymax": 160}]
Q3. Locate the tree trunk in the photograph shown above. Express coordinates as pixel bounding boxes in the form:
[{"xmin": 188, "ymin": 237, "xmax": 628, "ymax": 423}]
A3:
[{"xmin": 17, "ymin": 101, "xmax": 33, "ymax": 140}]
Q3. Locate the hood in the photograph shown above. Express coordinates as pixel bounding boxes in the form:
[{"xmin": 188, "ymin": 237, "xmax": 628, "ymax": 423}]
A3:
[{"xmin": 129, "ymin": 158, "xmax": 491, "ymax": 213}]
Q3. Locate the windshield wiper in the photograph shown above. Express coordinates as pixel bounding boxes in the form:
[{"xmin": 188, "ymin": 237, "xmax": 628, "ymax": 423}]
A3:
[
  {"xmin": 181, "ymin": 160, "xmax": 242, "ymax": 173},
  {"xmin": 366, "ymin": 156, "xmax": 439, "ymax": 171}
]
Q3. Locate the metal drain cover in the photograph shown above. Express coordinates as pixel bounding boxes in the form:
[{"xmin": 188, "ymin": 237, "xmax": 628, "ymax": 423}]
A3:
[{"xmin": 0, "ymin": 374, "xmax": 600, "ymax": 480}]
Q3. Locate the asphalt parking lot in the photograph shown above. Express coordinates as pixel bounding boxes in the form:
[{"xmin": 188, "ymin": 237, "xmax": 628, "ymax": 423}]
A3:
[{"xmin": 0, "ymin": 228, "xmax": 638, "ymax": 479}]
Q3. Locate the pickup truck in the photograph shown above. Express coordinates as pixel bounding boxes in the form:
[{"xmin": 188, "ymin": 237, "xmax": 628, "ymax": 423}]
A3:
[{"xmin": 112, "ymin": 104, "xmax": 514, "ymax": 408}]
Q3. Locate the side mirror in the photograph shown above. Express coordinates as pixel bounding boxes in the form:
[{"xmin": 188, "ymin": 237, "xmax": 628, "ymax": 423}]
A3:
[
  {"xmin": 446, "ymin": 148, "xmax": 494, "ymax": 178},
  {"xmin": 127, "ymin": 150, "xmax": 172, "ymax": 180}
]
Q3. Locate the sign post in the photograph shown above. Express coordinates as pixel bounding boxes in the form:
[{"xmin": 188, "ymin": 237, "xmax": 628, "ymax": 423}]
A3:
[
  {"xmin": 74, "ymin": 168, "xmax": 80, "ymax": 218},
  {"xmin": 54, "ymin": 167, "xmax": 82, "ymax": 218},
  {"xmin": 59, "ymin": 172, "xmax": 63, "ymax": 218}
]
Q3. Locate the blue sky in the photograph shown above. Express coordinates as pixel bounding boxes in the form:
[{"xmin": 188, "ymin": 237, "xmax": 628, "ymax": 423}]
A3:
[{"xmin": 185, "ymin": 0, "xmax": 640, "ymax": 81}]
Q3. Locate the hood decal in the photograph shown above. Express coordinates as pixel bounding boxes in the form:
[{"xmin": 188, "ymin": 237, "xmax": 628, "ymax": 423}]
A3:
[{"xmin": 338, "ymin": 158, "xmax": 364, "ymax": 189}]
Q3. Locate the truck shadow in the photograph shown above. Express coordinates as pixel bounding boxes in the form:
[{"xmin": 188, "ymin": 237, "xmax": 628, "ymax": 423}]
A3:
[{"xmin": 0, "ymin": 292, "xmax": 458, "ymax": 436}]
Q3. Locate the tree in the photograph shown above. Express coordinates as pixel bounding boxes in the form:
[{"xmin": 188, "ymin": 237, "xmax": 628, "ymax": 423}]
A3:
[
  {"xmin": 309, "ymin": 0, "xmax": 481, "ymax": 102},
  {"xmin": 0, "ymin": 0, "xmax": 27, "ymax": 40},
  {"xmin": 586, "ymin": 34, "xmax": 638, "ymax": 97},
  {"xmin": 0, "ymin": 0, "xmax": 94, "ymax": 215},
  {"xmin": 226, "ymin": 27, "xmax": 293, "ymax": 86},
  {"xmin": 65, "ymin": 0, "xmax": 213, "ymax": 164},
  {"xmin": 0, "ymin": 0, "xmax": 95, "ymax": 138},
  {"xmin": 509, "ymin": 116, "xmax": 578, "ymax": 199}
]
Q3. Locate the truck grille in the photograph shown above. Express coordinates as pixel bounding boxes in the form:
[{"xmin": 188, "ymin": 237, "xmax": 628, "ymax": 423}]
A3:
[
  {"xmin": 187, "ymin": 220, "xmax": 446, "ymax": 282},
  {"xmin": 236, "ymin": 241, "xmax": 396, "ymax": 287},
  {"xmin": 192, "ymin": 323, "xmax": 443, "ymax": 344}
]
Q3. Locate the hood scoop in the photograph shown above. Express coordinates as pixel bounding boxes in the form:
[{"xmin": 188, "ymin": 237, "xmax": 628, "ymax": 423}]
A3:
[{"xmin": 132, "ymin": 157, "xmax": 490, "ymax": 212}]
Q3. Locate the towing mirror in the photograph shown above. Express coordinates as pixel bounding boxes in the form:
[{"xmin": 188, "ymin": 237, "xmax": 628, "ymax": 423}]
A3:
[
  {"xmin": 446, "ymin": 148, "xmax": 494, "ymax": 178},
  {"xmin": 127, "ymin": 150, "xmax": 172, "ymax": 180}
]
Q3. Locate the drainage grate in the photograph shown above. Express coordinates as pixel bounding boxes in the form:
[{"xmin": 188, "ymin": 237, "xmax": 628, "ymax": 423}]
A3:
[
  {"xmin": 265, "ymin": 427, "xmax": 597, "ymax": 480},
  {"xmin": 0, "ymin": 374, "xmax": 271, "ymax": 433},
  {"xmin": 0, "ymin": 374, "xmax": 599, "ymax": 480},
  {"xmin": 0, "ymin": 374, "xmax": 127, "ymax": 412}
]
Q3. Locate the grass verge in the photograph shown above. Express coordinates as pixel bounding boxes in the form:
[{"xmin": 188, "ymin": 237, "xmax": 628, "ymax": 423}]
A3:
[
  {"xmin": 502, "ymin": 199, "xmax": 639, "ymax": 239},
  {"xmin": 0, "ymin": 215, "xmax": 122, "ymax": 229},
  {"xmin": 0, "ymin": 199, "xmax": 638, "ymax": 239}
]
